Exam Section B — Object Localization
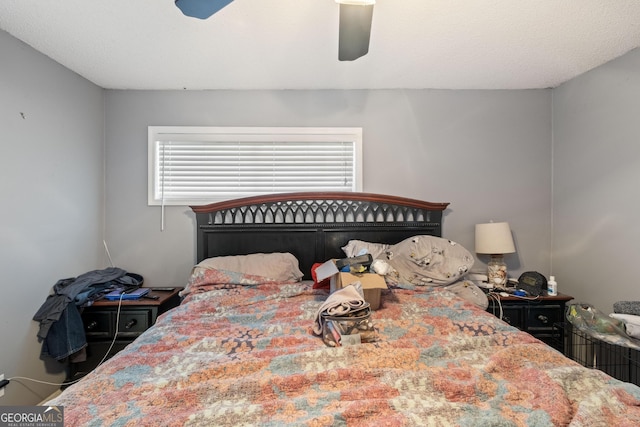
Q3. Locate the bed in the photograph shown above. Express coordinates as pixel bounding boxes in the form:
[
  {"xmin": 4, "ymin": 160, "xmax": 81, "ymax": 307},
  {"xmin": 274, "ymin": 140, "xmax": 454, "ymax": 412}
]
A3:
[{"xmin": 47, "ymin": 192, "xmax": 640, "ymax": 426}]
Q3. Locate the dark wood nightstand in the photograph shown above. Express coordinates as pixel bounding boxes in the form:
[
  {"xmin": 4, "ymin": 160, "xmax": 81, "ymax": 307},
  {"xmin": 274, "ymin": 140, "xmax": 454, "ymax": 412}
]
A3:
[
  {"xmin": 486, "ymin": 292, "xmax": 573, "ymax": 350},
  {"xmin": 69, "ymin": 288, "xmax": 182, "ymax": 380}
]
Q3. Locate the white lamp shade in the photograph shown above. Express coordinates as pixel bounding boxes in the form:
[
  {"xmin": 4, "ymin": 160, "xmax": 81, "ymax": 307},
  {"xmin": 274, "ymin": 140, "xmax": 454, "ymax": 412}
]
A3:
[
  {"xmin": 475, "ymin": 222, "xmax": 516, "ymax": 254},
  {"xmin": 336, "ymin": 0, "xmax": 375, "ymax": 4}
]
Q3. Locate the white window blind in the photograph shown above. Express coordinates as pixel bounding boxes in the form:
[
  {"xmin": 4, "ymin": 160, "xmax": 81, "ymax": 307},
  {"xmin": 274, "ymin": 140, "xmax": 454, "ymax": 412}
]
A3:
[{"xmin": 148, "ymin": 127, "xmax": 362, "ymax": 206}]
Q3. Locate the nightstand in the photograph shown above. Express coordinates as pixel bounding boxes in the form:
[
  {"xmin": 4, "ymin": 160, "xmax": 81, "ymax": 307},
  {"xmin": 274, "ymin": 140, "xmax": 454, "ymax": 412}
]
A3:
[
  {"xmin": 69, "ymin": 288, "xmax": 182, "ymax": 380},
  {"xmin": 486, "ymin": 292, "xmax": 573, "ymax": 350}
]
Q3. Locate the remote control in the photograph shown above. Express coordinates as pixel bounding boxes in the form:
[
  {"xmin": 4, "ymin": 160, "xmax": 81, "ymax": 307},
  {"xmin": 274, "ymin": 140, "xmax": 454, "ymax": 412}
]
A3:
[{"xmin": 150, "ymin": 287, "xmax": 176, "ymax": 291}]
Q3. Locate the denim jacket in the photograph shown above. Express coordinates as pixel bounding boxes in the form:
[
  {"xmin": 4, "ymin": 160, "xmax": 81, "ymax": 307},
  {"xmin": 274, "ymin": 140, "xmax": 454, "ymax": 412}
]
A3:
[{"xmin": 40, "ymin": 303, "xmax": 87, "ymax": 361}]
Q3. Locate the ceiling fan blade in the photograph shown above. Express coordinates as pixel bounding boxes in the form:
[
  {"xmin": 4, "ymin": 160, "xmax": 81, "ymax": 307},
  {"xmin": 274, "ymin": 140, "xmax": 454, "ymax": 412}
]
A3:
[
  {"xmin": 175, "ymin": 0, "xmax": 234, "ymax": 19},
  {"xmin": 338, "ymin": 3, "xmax": 374, "ymax": 61}
]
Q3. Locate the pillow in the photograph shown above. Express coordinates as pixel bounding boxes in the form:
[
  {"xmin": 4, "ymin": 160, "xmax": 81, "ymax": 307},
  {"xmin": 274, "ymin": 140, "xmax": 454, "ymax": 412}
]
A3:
[
  {"xmin": 445, "ymin": 280, "xmax": 489, "ymax": 309},
  {"xmin": 342, "ymin": 240, "xmax": 391, "ymax": 259},
  {"xmin": 383, "ymin": 235, "xmax": 474, "ymax": 286},
  {"xmin": 196, "ymin": 252, "xmax": 304, "ymax": 282}
]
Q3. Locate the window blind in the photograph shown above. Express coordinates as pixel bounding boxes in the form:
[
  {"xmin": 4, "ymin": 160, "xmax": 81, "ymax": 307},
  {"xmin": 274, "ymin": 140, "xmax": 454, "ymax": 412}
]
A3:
[{"xmin": 148, "ymin": 127, "xmax": 362, "ymax": 206}]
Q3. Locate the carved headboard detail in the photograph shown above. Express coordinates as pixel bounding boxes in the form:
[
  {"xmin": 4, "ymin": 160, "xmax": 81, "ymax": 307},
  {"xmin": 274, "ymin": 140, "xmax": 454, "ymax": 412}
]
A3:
[{"xmin": 191, "ymin": 192, "xmax": 449, "ymax": 279}]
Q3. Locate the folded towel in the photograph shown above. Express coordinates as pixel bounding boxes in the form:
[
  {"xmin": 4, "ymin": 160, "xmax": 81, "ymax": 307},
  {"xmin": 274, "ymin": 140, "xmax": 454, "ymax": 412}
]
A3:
[
  {"xmin": 613, "ymin": 301, "xmax": 640, "ymax": 316},
  {"xmin": 610, "ymin": 313, "xmax": 640, "ymax": 339},
  {"xmin": 312, "ymin": 283, "xmax": 366, "ymax": 335},
  {"xmin": 610, "ymin": 313, "xmax": 640, "ymax": 325}
]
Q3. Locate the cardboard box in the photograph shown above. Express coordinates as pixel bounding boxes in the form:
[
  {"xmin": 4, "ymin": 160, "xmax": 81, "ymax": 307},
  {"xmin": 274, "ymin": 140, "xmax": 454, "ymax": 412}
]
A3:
[{"xmin": 316, "ymin": 260, "xmax": 388, "ymax": 310}]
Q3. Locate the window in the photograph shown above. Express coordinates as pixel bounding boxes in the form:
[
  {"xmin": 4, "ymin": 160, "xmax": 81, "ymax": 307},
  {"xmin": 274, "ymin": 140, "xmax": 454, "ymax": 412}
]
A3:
[{"xmin": 148, "ymin": 127, "xmax": 362, "ymax": 206}]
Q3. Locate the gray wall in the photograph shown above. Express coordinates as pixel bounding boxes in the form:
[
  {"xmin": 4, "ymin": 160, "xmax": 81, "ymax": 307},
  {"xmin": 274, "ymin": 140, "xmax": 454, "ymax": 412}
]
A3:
[
  {"xmin": 552, "ymin": 48, "xmax": 640, "ymax": 312},
  {"xmin": 0, "ymin": 30, "xmax": 105, "ymax": 405},
  {"xmin": 104, "ymin": 89, "xmax": 552, "ymax": 287}
]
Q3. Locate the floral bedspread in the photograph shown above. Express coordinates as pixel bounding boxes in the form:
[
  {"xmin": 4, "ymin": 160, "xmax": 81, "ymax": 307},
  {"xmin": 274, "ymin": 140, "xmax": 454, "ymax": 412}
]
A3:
[{"xmin": 48, "ymin": 269, "xmax": 640, "ymax": 426}]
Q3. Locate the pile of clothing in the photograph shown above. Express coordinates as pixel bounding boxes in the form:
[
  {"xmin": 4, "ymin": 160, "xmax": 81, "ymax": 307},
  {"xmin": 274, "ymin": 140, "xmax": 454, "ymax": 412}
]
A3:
[{"xmin": 33, "ymin": 268, "xmax": 143, "ymax": 362}]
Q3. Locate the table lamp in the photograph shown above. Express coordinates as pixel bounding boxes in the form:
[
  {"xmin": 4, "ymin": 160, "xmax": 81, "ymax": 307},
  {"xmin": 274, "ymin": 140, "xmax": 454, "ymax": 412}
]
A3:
[{"xmin": 475, "ymin": 221, "xmax": 516, "ymax": 288}]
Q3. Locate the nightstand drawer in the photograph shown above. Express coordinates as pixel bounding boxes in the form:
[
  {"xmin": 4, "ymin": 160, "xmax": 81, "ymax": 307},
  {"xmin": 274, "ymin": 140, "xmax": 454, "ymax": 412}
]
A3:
[
  {"xmin": 528, "ymin": 305, "xmax": 563, "ymax": 329},
  {"xmin": 83, "ymin": 311, "xmax": 112, "ymax": 338},
  {"xmin": 485, "ymin": 292, "xmax": 573, "ymax": 352},
  {"xmin": 83, "ymin": 310, "xmax": 151, "ymax": 338},
  {"xmin": 501, "ymin": 307, "xmax": 524, "ymax": 329},
  {"xmin": 117, "ymin": 310, "xmax": 150, "ymax": 337}
]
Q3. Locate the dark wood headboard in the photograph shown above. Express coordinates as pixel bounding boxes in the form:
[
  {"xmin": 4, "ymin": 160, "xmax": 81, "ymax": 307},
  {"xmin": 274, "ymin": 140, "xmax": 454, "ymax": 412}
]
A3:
[{"xmin": 191, "ymin": 192, "xmax": 449, "ymax": 279}]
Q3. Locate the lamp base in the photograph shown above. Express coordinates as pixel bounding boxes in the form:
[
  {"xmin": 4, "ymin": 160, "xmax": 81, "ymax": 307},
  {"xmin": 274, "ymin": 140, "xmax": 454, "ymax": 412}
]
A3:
[{"xmin": 487, "ymin": 255, "xmax": 508, "ymax": 287}]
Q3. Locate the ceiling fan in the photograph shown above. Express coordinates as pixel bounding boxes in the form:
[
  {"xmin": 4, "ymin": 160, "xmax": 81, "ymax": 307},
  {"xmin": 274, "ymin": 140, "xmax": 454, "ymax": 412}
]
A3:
[{"xmin": 174, "ymin": 0, "xmax": 375, "ymax": 61}]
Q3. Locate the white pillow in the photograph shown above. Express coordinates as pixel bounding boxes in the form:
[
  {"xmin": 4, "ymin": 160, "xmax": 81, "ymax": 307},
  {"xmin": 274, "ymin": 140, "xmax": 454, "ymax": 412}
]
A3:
[{"xmin": 196, "ymin": 252, "xmax": 304, "ymax": 282}]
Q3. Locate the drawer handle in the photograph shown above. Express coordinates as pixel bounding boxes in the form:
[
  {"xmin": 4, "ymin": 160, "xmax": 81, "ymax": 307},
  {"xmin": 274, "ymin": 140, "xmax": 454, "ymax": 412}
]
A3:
[
  {"xmin": 125, "ymin": 319, "xmax": 137, "ymax": 329},
  {"xmin": 537, "ymin": 315, "xmax": 549, "ymax": 324},
  {"xmin": 86, "ymin": 321, "xmax": 98, "ymax": 330},
  {"xmin": 503, "ymin": 316, "xmax": 511, "ymax": 324}
]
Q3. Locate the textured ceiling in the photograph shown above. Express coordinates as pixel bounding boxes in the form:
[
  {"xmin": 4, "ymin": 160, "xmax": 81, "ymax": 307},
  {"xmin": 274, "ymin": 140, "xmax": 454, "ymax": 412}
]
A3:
[{"xmin": 1, "ymin": 0, "xmax": 640, "ymax": 90}]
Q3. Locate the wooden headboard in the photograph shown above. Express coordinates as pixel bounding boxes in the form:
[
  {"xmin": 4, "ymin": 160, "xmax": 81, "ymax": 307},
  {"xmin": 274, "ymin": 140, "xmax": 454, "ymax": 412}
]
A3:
[{"xmin": 191, "ymin": 192, "xmax": 449, "ymax": 279}]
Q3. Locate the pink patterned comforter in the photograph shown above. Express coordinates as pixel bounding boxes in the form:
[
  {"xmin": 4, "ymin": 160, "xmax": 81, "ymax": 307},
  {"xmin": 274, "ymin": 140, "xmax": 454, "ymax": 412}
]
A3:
[{"xmin": 49, "ymin": 270, "xmax": 640, "ymax": 426}]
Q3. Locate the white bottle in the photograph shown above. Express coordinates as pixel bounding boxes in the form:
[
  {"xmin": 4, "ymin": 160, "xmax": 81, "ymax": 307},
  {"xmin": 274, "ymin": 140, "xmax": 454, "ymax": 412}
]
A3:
[{"xmin": 547, "ymin": 275, "xmax": 558, "ymax": 296}]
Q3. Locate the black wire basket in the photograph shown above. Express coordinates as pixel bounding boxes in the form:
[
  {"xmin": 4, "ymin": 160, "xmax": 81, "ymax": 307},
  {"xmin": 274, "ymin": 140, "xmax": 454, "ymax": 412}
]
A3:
[{"xmin": 553, "ymin": 322, "xmax": 640, "ymax": 385}]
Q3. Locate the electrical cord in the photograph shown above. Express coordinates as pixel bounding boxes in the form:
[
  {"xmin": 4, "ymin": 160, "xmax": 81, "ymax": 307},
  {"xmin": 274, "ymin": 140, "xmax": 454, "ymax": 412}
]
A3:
[
  {"xmin": 487, "ymin": 290, "xmax": 542, "ymax": 322},
  {"xmin": 507, "ymin": 293, "xmax": 542, "ymax": 301},
  {"xmin": 96, "ymin": 292, "xmax": 125, "ymax": 367},
  {"xmin": 487, "ymin": 292, "xmax": 504, "ymax": 320},
  {"xmin": 2, "ymin": 293, "xmax": 126, "ymax": 392}
]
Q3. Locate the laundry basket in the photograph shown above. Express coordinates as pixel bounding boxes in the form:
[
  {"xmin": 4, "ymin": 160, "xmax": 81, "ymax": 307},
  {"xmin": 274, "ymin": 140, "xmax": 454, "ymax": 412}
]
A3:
[{"xmin": 553, "ymin": 322, "xmax": 640, "ymax": 385}]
